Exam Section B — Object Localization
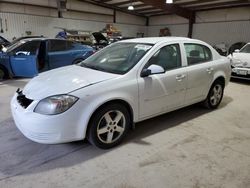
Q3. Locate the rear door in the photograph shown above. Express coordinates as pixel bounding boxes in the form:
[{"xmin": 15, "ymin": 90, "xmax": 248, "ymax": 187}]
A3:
[
  {"xmin": 10, "ymin": 40, "xmax": 40, "ymax": 77},
  {"xmin": 183, "ymin": 43, "xmax": 214, "ymax": 104},
  {"xmin": 47, "ymin": 40, "xmax": 72, "ymax": 69}
]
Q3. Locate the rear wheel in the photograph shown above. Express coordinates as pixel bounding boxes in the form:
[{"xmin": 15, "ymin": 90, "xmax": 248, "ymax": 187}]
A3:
[
  {"xmin": 204, "ymin": 80, "xmax": 224, "ymax": 109},
  {"xmin": 0, "ymin": 66, "xmax": 9, "ymax": 80},
  {"xmin": 87, "ymin": 103, "xmax": 131, "ymax": 149}
]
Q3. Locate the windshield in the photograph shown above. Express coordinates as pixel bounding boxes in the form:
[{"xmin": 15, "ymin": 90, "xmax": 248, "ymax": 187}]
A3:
[
  {"xmin": 240, "ymin": 44, "xmax": 250, "ymax": 53},
  {"xmin": 79, "ymin": 42, "xmax": 153, "ymax": 74},
  {"xmin": 6, "ymin": 40, "xmax": 26, "ymax": 53}
]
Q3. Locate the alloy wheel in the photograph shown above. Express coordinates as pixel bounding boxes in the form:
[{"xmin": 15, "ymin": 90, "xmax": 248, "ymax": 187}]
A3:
[
  {"xmin": 210, "ymin": 84, "xmax": 223, "ymax": 106},
  {"xmin": 97, "ymin": 110, "xmax": 126, "ymax": 144}
]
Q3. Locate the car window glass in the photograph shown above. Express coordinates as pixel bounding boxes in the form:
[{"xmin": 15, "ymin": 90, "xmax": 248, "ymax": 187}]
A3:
[
  {"xmin": 66, "ymin": 41, "xmax": 75, "ymax": 50},
  {"xmin": 184, "ymin": 43, "xmax": 212, "ymax": 65},
  {"xmin": 13, "ymin": 40, "xmax": 41, "ymax": 56},
  {"xmin": 49, "ymin": 40, "xmax": 67, "ymax": 52},
  {"xmin": 80, "ymin": 43, "xmax": 152, "ymax": 74},
  {"xmin": 146, "ymin": 44, "xmax": 182, "ymax": 71},
  {"xmin": 240, "ymin": 44, "xmax": 250, "ymax": 53}
]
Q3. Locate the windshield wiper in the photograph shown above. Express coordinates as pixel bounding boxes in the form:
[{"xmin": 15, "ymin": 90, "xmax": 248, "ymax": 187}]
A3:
[{"xmin": 80, "ymin": 63, "xmax": 106, "ymax": 72}]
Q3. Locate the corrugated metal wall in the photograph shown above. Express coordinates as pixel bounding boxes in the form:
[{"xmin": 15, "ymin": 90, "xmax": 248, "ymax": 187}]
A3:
[
  {"xmin": 193, "ymin": 20, "xmax": 250, "ymax": 46},
  {"xmin": 0, "ymin": 12, "xmax": 147, "ymax": 40},
  {"xmin": 148, "ymin": 7, "xmax": 250, "ymax": 46},
  {"xmin": 147, "ymin": 24, "xmax": 189, "ymax": 38}
]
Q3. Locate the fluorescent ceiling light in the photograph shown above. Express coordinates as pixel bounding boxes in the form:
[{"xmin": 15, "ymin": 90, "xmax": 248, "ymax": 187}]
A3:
[
  {"xmin": 166, "ymin": 0, "xmax": 173, "ymax": 3},
  {"xmin": 128, "ymin": 5, "xmax": 134, "ymax": 10}
]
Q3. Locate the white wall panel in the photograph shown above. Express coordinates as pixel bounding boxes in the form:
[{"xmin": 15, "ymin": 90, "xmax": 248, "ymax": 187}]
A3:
[
  {"xmin": 0, "ymin": 13, "xmax": 147, "ymax": 41},
  {"xmin": 115, "ymin": 24, "xmax": 147, "ymax": 37},
  {"xmin": 147, "ymin": 24, "xmax": 189, "ymax": 37},
  {"xmin": 63, "ymin": 11, "xmax": 113, "ymax": 22},
  {"xmin": 148, "ymin": 7, "xmax": 250, "ymax": 46},
  {"xmin": 196, "ymin": 7, "xmax": 250, "ymax": 23},
  {"xmin": 193, "ymin": 21, "xmax": 250, "ymax": 46},
  {"xmin": 23, "ymin": 0, "xmax": 52, "ymax": 7},
  {"xmin": 149, "ymin": 15, "xmax": 188, "ymax": 25},
  {"xmin": 67, "ymin": 0, "xmax": 113, "ymax": 15},
  {"xmin": 0, "ymin": 3, "xmax": 25, "ymax": 13},
  {"xmin": 24, "ymin": 5, "xmax": 51, "ymax": 16},
  {"xmin": 116, "ymin": 11, "xmax": 146, "ymax": 25}
]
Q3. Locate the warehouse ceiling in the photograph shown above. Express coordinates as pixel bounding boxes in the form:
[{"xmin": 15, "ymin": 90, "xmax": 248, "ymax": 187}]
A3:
[{"xmin": 83, "ymin": 0, "xmax": 250, "ymax": 18}]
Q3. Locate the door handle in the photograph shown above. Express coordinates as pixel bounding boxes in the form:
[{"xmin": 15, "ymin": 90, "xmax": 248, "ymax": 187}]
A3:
[
  {"xmin": 176, "ymin": 74, "xmax": 186, "ymax": 81},
  {"xmin": 206, "ymin": 67, "xmax": 214, "ymax": 74}
]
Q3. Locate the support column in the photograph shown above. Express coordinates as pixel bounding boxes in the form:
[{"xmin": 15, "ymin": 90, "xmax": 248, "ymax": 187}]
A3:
[{"xmin": 188, "ymin": 12, "xmax": 195, "ymax": 38}]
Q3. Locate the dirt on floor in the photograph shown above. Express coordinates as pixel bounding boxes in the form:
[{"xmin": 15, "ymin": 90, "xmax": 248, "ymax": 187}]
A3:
[{"xmin": 0, "ymin": 78, "xmax": 249, "ymax": 188}]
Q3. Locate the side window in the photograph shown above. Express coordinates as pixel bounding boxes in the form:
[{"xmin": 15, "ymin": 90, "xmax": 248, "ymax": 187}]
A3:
[
  {"xmin": 184, "ymin": 43, "xmax": 212, "ymax": 65},
  {"xmin": 147, "ymin": 44, "xmax": 182, "ymax": 71},
  {"xmin": 13, "ymin": 41, "xmax": 41, "ymax": 56},
  {"xmin": 66, "ymin": 41, "xmax": 75, "ymax": 50},
  {"xmin": 49, "ymin": 40, "xmax": 67, "ymax": 52}
]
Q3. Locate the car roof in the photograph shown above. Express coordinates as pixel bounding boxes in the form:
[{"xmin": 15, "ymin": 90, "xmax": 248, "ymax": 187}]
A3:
[
  {"xmin": 21, "ymin": 38, "xmax": 69, "ymax": 42},
  {"xmin": 118, "ymin": 37, "xmax": 196, "ymax": 44}
]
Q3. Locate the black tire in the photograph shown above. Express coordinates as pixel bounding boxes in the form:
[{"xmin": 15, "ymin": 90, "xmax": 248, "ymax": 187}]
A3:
[
  {"xmin": 72, "ymin": 59, "xmax": 84, "ymax": 64},
  {"xmin": 0, "ymin": 66, "xmax": 9, "ymax": 80},
  {"xmin": 204, "ymin": 80, "xmax": 224, "ymax": 109},
  {"xmin": 87, "ymin": 103, "xmax": 131, "ymax": 149}
]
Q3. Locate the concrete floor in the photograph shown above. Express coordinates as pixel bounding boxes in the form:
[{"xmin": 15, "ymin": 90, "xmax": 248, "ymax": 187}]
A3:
[{"xmin": 0, "ymin": 78, "xmax": 249, "ymax": 188}]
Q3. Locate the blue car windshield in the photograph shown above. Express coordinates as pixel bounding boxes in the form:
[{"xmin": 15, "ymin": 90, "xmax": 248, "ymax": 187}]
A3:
[
  {"xmin": 6, "ymin": 41, "xmax": 26, "ymax": 53},
  {"xmin": 79, "ymin": 42, "xmax": 153, "ymax": 74}
]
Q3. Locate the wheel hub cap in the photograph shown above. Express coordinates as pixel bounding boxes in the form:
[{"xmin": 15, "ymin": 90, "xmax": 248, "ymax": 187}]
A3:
[{"xmin": 97, "ymin": 110, "xmax": 126, "ymax": 144}]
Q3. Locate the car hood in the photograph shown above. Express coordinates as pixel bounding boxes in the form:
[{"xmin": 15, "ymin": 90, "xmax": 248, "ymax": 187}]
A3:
[
  {"xmin": 23, "ymin": 65, "xmax": 118, "ymax": 100},
  {"xmin": 231, "ymin": 53, "xmax": 250, "ymax": 67}
]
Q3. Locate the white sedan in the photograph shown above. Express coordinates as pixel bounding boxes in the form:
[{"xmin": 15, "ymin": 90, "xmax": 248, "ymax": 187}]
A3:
[
  {"xmin": 229, "ymin": 43, "xmax": 250, "ymax": 80},
  {"xmin": 11, "ymin": 37, "xmax": 231, "ymax": 149}
]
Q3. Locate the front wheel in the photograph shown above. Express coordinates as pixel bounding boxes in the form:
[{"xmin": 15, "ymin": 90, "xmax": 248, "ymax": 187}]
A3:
[
  {"xmin": 204, "ymin": 80, "xmax": 224, "ymax": 109},
  {"xmin": 87, "ymin": 104, "xmax": 131, "ymax": 149}
]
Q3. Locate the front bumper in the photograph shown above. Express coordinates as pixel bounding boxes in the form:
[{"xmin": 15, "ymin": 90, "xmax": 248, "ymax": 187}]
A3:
[
  {"xmin": 11, "ymin": 93, "xmax": 89, "ymax": 144},
  {"xmin": 231, "ymin": 67, "xmax": 250, "ymax": 80}
]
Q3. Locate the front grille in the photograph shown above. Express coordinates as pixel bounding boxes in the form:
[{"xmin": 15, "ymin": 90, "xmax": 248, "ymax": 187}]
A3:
[{"xmin": 16, "ymin": 89, "xmax": 33, "ymax": 109}]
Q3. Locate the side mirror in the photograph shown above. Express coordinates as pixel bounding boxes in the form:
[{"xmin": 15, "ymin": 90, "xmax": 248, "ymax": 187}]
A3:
[
  {"xmin": 141, "ymin": 64, "xmax": 165, "ymax": 77},
  {"xmin": 234, "ymin": 49, "xmax": 240, "ymax": 53}
]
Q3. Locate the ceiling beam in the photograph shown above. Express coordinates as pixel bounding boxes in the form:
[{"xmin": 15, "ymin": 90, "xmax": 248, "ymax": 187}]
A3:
[
  {"xmin": 188, "ymin": 0, "xmax": 250, "ymax": 10},
  {"xmin": 111, "ymin": 1, "xmax": 131, "ymax": 6},
  {"xmin": 81, "ymin": 0, "xmax": 146, "ymax": 17},
  {"xmin": 140, "ymin": 0, "xmax": 194, "ymax": 19},
  {"xmin": 136, "ymin": 7, "xmax": 160, "ymax": 12},
  {"xmin": 175, "ymin": 0, "xmax": 219, "ymax": 6}
]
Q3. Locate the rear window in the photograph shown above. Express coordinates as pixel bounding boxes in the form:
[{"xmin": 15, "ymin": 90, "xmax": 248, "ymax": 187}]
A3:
[
  {"xmin": 184, "ymin": 43, "xmax": 212, "ymax": 65},
  {"xmin": 49, "ymin": 40, "xmax": 67, "ymax": 52}
]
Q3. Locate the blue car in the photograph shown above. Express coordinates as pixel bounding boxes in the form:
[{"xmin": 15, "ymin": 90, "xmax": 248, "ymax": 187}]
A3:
[{"xmin": 0, "ymin": 38, "xmax": 94, "ymax": 79}]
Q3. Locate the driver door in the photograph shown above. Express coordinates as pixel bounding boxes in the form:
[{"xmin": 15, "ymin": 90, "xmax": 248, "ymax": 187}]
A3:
[
  {"xmin": 10, "ymin": 40, "xmax": 40, "ymax": 77},
  {"xmin": 138, "ymin": 43, "xmax": 187, "ymax": 119}
]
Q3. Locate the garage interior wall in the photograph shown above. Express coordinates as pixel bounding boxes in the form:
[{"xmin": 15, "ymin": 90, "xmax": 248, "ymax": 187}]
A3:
[
  {"xmin": 148, "ymin": 7, "xmax": 250, "ymax": 47},
  {"xmin": 0, "ymin": 0, "xmax": 147, "ymax": 40},
  {"xmin": 0, "ymin": 0, "xmax": 250, "ymax": 47}
]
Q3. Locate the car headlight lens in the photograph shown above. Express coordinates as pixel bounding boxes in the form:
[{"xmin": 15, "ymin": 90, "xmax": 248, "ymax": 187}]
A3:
[{"xmin": 34, "ymin": 95, "xmax": 78, "ymax": 115}]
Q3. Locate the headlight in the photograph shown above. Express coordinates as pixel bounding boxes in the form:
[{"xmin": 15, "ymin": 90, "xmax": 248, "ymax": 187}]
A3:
[{"xmin": 34, "ymin": 95, "xmax": 78, "ymax": 115}]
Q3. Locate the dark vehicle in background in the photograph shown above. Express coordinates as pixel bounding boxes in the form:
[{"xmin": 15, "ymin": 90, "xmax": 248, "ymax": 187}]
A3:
[{"xmin": 0, "ymin": 38, "xmax": 94, "ymax": 79}]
